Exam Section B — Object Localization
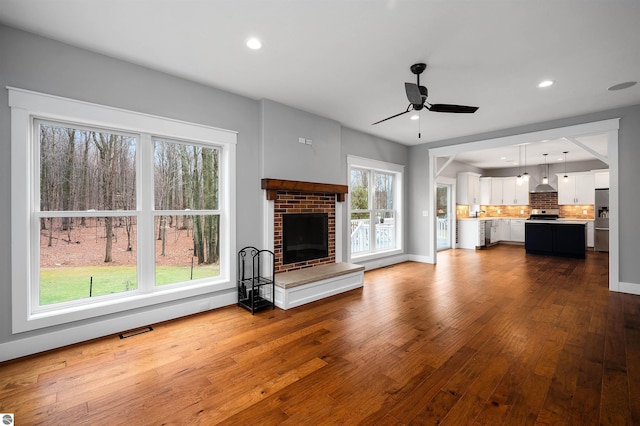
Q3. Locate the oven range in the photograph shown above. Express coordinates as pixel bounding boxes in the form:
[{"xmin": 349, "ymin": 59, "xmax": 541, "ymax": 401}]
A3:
[{"xmin": 527, "ymin": 208, "xmax": 560, "ymax": 221}]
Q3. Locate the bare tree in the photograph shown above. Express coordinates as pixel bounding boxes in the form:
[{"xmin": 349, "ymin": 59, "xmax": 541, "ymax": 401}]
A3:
[
  {"xmin": 61, "ymin": 128, "xmax": 75, "ymax": 232},
  {"xmin": 202, "ymin": 148, "xmax": 219, "ymax": 264},
  {"xmin": 93, "ymin": 132, "xmax": 117, "ymax": 263},
  {"xmin": 79, "ymin": 132, "xmax": 90, "ymax": 226}
]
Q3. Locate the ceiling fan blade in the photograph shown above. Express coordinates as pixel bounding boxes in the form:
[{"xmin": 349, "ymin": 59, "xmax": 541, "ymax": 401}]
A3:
[
  {"xmin": 427, "ymin": 103, "xmax": 479, "ymax": 113},
  {"xmin": 372, "ymin": 105, "xmax": 412, "ymax": 125},
  {"xmin": 404, "ymin": 83, "xmax": 423, "ymax": 105}
]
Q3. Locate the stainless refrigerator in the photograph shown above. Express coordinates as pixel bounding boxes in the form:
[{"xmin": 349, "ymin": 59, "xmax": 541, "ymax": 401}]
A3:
[{"xmin": 595, "ymin": 188, "xmax": 609, "ymax": 252}]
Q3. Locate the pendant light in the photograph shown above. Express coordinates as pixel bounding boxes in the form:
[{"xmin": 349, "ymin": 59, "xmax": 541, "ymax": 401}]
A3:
[
  {"xmin": 563, "ymin": 151, "xmax": 568, "ymax": 183},
  {"xmin": 516, "ymin": 145, "xmax": 523, "ymax": 185},
  {"xmin": 522, "ymin": 144, "xmax": 529, "ymax": 181},
  {"xmin": 542, "ymin": 153, "xmax": 549, "ymax": 184}
]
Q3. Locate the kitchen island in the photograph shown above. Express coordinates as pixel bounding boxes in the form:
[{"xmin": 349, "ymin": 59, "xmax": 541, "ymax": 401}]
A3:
[{"xmin": 524, "ymin": 220, "xmax": 588, "ymax": 258}]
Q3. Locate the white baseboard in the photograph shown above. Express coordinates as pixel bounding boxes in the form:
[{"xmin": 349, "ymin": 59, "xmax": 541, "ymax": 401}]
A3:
[
  {"xmin": 618, "ymin": 281, "xmax": 640, "ymax": 296},
  {"xmin": 0, "ymin": 291, "xmax": 236, "ymax": 362},
  {"xmin": 408, "ymin": 254, "xmax": 434, "ymax": 264},
  {"xmin": 359, "ymin": 254, "xmax": 410, "ymax": 270}
]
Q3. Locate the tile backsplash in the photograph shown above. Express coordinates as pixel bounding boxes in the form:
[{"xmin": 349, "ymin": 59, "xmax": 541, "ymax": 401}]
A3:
[
  {"xmin": 559, "ymin": 205, "xmax": 594, "ymax": 219},
  {"xmin": 456, "ymin": 190, "xmax": 594, "ymax": 219},
  {"xmin": 529, "ymin": 192, "xmax": 558, "ymax": 210}
]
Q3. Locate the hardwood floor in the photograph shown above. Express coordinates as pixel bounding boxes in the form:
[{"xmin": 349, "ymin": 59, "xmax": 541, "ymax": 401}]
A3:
[{"xmin": 1, "ymin": 245, "xmax": 639, "ymax": 425}]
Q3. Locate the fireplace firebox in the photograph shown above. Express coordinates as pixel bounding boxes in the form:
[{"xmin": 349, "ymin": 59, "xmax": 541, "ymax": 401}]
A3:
[{"xmin": 282, "ymin": 213, "xmax": 329, "ymax": 265}]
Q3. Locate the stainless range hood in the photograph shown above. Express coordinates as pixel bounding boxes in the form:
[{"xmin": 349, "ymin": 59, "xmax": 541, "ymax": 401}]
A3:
[
  {"xmin": 531, "ymin": 153, "xmax": 557, "ymax": 193},
  {"xmin": 532, "ymin": 182, "xmax": 557, "ymax": 193}
]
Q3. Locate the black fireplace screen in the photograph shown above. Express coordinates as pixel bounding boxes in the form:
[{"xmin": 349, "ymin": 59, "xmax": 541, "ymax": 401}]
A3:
[{"xmin": 282, "ymin": 213, "xmax": 328, "ymax": 264}]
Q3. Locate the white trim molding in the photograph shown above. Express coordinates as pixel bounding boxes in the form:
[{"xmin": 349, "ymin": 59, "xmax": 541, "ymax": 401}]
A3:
[{"xmin": 9, "ymin": 87, "xmax": 238, "ymax": 334}]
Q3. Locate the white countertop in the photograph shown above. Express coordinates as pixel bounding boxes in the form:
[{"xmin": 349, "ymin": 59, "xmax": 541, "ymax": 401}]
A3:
[
  {"xmin": 457, "ymin": 217, "xmax": 528, "ymax": 221},
  {"xmin": 526, "ymin": 219, "xmax": 590, "ymax": 225},
  {"xmin": 458, "ymin": 217, "xmax": 593, "ymax": 223}
]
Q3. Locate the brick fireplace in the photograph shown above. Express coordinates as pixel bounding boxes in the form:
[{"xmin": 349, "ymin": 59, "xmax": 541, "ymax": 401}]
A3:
[{"xmin": 261, "ymin": 179, "xmax": 348, "ymax": 273}]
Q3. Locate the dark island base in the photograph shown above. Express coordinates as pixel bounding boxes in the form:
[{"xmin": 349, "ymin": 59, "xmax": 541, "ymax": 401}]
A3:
[{"xmin": 525, "ymin": 222, "xmax": 586, "ymax": 259}]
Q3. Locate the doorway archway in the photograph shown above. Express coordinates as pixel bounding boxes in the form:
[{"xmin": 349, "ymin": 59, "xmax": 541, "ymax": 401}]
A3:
[{"xmin": 427, "ymin": 119, "xmax": 619, "ymax": 292}]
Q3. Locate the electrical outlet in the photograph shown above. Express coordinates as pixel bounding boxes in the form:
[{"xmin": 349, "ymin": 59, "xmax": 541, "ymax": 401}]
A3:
[
  {"xmin": 305, "ymin": 138, "xmax": 313, "ymax": 145},
  {"xmin": 298, "ymin": 137, "xmax": 306, "ymax": 144}
]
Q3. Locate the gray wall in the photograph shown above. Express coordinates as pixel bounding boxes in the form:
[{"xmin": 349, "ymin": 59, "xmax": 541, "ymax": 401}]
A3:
[
  {"xmin": 0, "ymin": 24, "xmax": 410, "ymax": 354},
  {"xmin": 407, "ymin": 143, "xmax": 430, "ymax": 258},
  {"xmin": 261, "ymin": 99, "xmax": 342, "ymax": 185},
  {"xmin": 0, "ymin": 24, "xmax": 262, "ymax": 348},
  {"xmin": 409, "ymin": 105, "xmax": 640, "ymax": 285},
  {"xmin": 340, "ymin": 127, "xmax": 410, "ymax": 260}
]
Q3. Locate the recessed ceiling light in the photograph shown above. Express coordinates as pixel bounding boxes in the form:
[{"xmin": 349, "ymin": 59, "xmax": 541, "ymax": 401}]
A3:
[
  {"xmin": 246, "ymin": 38, "xmax": 262, "ymax": 50},
  {"xmin": 538, "ymin": 80, "xmax": 554, "ymax": 88},
  {"xmin": 410, "ymin": 114, "xmax": 419, "ymax": 120},
  {"xmin": 608, "ymin": 81, "xmax": 637, "ymax": 91}
]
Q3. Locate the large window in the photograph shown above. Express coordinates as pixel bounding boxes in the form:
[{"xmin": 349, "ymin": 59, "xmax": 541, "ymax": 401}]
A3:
[
  {"xmin": 348, "ymin": 156, "xmax": 403, "ymax": 259},
  {"xmin": 10, "ymin": 88, "xmax": 236, "ymax": 332}
]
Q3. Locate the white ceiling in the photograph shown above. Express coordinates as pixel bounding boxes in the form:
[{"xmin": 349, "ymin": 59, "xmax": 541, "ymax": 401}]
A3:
[
  {"xmin": 454, "ymin": 134, "xmax": 609, "ymax": 169},
  {"xmin": 1, "ymin": 0, "xmax": 639, "ymax": 150}
]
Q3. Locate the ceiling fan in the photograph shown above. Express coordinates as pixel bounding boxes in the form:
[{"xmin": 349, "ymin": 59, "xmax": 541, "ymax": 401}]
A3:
[{"xmin": 372, "ymin": 63, "xmax": 479, "ymax": 137}]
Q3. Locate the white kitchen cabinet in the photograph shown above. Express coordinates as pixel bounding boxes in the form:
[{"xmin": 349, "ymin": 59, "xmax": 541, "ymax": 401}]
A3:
[
  {"xmin": 557, "ymin": 173, "xmax": 595, "ymax": 205},
  {"xmin": 575, "ymin": 174, "xmax": 595, "ymax": 204},
  {"xmin": 510, "ymin": 220, "xmax": 525, "ymax": 243},
  {"xmin": 458, "ymin": 219, "xmax": 484, "ymax": 249},
  {"xmin": 594, "ymin": 170, "xmax": 609, "ymax": 189},
  {"xmin": 587, "ymin": 221, "xmax": 594, "ymax": 247},
  {"xmin": 490, "ymin": 225, "xmax": 500, "ymax": 244},
  {"xmin": 499, "ymin": 219, "xmax": 511, "ymax": 241},
  {"xmin": 489, "ymin": 179, "xmax": 501, "ymax": 204},
  {"xmin": 457, "ymin": 172, "xmax": 481, "ymax": 205},
  {"xmin": 500, "ymin": 179, "xmax": 513, "ymax": 205},
  {"xmin": 479, "ymin": 177, "xmax": 529, "ymax": 206},
  {"xmin": 502, "ymin": 177, "xmax": 530, "ymax": 205},
  {"xmin": 480, "ymin": 178, "xmax": 492, "ymax": 205},
  {"xmin": 515, "ymin": 179, "xmax": 530, "ymax": 205}
]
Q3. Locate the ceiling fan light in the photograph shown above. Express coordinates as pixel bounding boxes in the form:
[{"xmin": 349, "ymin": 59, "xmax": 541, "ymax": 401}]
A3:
[{"xmin": 246, "ymin": 37, "xmax": 262, "ymax": 50}]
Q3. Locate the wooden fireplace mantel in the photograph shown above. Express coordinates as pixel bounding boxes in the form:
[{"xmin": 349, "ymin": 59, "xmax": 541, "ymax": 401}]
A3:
[{"xmin": 261, "ymin": 178, "xmax": 348, "ymax": 202}]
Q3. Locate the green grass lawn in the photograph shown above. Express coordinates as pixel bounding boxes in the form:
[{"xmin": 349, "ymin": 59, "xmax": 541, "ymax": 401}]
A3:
[{"xmin": 40, "ymin": 264, "xmax": 220, "ymax": 305}]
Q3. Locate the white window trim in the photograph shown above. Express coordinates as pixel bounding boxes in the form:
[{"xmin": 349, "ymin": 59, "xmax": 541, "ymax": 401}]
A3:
[
  {"xmin": 9, "ymin": 87, "xmax": 237, "ymax": 333},
  {"xmin": 347, "ymin": 155, "xmax": 404, "ymax": 262}
]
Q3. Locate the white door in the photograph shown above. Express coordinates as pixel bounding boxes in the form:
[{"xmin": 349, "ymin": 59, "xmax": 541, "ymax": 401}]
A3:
[{"xmin": 437, "ymin": 183, "xmax": 452, "ymax": 250}]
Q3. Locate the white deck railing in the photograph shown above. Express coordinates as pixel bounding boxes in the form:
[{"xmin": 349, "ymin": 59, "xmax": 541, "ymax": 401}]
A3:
[
  {"xmin": 437, "ymin": 217, "xmax": 450, "ymax": 249},
  {"xmin": 437, "ymin": 218, "xmax": 449, "ymax": 240},
  {"xmin": 350, "ymin": 218, "xmax": 449, "ymax": 253},
  {"xmin": 350, "ymin": 219, "xmax": 395, "ymax": 254}
]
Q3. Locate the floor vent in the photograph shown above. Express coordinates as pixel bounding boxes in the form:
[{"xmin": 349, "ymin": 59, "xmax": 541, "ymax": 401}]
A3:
[{"xmin": 118, "ymin": 326, "xmax": 153, "ymax": 339}]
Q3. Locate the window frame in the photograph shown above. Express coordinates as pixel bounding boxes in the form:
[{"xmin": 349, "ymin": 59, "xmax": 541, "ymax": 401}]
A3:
[
  {"xmin": 347, "ymin": 155, "xmax": 403, "ymax": 262},
  {"xmin": 9, "ymin": 87, "xmax": 237, "ymax": 333}
]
